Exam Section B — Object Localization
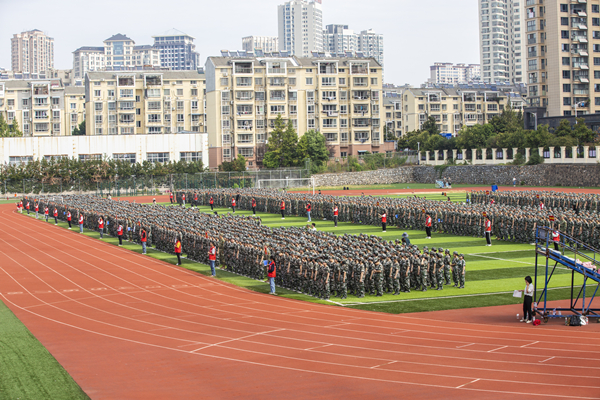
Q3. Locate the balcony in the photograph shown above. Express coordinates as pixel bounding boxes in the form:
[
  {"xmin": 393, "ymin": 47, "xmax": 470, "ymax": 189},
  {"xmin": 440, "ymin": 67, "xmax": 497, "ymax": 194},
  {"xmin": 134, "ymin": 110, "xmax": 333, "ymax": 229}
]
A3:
[{"xmin": 372, "ymin": 140, "xmax": 380, "ymax": 147}]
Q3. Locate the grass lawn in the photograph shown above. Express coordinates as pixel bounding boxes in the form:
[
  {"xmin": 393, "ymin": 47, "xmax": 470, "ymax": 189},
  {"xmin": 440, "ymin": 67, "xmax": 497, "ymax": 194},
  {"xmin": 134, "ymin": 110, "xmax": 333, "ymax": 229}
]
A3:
[{"xmin": 0, "ymin": 299, "xmax": 89, "ymax": 400}]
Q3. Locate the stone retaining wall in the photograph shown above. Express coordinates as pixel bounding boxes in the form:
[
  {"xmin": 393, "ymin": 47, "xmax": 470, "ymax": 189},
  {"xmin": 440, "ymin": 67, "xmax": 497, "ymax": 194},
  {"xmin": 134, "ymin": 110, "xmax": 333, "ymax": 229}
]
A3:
[{"xmin": 313, "ymin": 164, "xmax": 600, "ymax": 187}]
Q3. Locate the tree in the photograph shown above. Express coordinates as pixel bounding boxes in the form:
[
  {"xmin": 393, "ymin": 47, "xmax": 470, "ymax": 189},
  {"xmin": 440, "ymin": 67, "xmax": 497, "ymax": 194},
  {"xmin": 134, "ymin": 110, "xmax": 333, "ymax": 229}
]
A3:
[
  {"xmin": 573, "ymin": 118, "xmax": 595, "ymax": 144},
  {"xmin": 384, "ymin": 125, "xmax": 396, "ymax": 141},
  {"xmin": 456, "ymin": 124, "xmax": 495, "ymax": 150},
  {"xmin": 553, "ymin": 119, "xmax": 573, "ymax": 138},
  {"xmin": 0, "ymin": 113, "xmax": 8, "ymax": 137},
  {"xmin": 9, "ymin": 118, "xmax": 23, "ymax": 137},
  {"xmin": 219, "ymin": 155, "xmax": 246, "ymax": 172},
  {"xmin": 72, "ymin": 120, "xmax": 86, "ymax": 136},
  {"xmin": 489, "ymin": 104, "xmax": 523, "ymax": 134},
  {"xmin": 263, "ymin": 116, "xmax": 299, "ymax": 168},
  {"xmin": 421, "ymin": 116, "xmax": 440, "ymax": 136},
  {"xmin": 297, "ymin": 130, "xmax": 329, "ymax": 171}
]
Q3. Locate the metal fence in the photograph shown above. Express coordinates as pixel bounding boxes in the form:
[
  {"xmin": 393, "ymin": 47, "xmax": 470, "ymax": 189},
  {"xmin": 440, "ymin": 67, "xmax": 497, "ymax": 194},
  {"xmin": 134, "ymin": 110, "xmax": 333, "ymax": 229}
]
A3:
[{"xmin": 2, "ymin": 169, "xmax": 309, "ymax": 197}]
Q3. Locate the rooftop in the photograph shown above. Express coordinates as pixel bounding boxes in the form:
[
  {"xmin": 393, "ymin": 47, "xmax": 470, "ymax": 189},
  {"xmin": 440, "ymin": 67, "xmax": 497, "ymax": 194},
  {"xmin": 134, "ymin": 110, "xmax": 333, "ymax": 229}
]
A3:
[
  {"xmin": 104, "ymin": 33, "xmax": 133, "ymax": 42},
  {"xmin": 152, "ymin": 28, "xmax": 195, "ymax": 40}
]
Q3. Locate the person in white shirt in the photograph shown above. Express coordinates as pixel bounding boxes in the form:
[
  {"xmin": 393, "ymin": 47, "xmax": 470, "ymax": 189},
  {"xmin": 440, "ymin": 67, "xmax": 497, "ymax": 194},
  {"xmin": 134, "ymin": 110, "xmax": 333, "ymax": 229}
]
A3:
[{"xmin": 518, "ymin": 276, "xmax": 534, "ymax": 323}]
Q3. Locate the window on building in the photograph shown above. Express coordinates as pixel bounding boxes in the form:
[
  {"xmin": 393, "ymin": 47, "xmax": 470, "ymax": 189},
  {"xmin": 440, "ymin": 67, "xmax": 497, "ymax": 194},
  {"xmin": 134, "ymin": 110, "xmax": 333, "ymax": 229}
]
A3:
[
  {"xmin": 563, "ymin": 97, "xmax": 572, "ymax": 105},
  {"xmin": 562, "ymin": 57, "xmax": 570, "ymax": 66},
  {"xmin": 147, "ymin": 152, "xmax": 169, "ymax": 163},
  {"xmin": 113, "ymin": 153, "xmax": 136, "ymax": 163},
  {"xmin": 238, "ymin": 148, "xmax": 253, "ymax": 158},
  {"xmin": 563, "ymin": 70, "xmax": 571, "ymax": 79},
  {"xmin": 563, "ymin": 84, "xmax": 571, "ymax": 92},
  {"xmin": 560, "ymin": 4, "xmax": 568, "ymax": 12},
  {"xmin": 561, "ymin": 30, "xmax": 569, "ymax": 39},
  {"xmin": 180, "ymin": 152, "xmax": 202, "ymax": 162},
  {"xmin": 560, "ymin": 17, "xmax": 568, "ymax": 26}
]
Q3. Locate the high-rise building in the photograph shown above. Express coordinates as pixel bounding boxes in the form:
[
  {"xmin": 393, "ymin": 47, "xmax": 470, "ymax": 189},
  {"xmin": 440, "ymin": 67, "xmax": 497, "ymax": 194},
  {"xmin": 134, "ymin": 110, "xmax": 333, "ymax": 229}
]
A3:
[
  {"xmin": 478, "ymin": 0, "xmax": 524, "ymax": 84},
  {"xmin": 525, "ymin": 1, "xmax": 600, "ymax": 123},
  {"xmin": 358, "ymin": 29, "xmax": 384, "ymax": 66},
  {"xmin": 323, "ymin": 25, "xmax": 357, "ymax": 54},
  {"xmin": 11, "ymin": 30, "xmax": 54, "ymax": 74},
  {"xmin": 278, "ymin": 0, "xmax": 323, "ymax": 57},
  {"xmin": 429, "ymin": 63, "xmax": 481, "ymax": 84},
  {"xmin": 242, "ymin": 36, "xmax": 279, "ymax": 53},
  {"xmin": 152, "ymin": 30, "xmax": 200, "ymax": 70},
  {"xmin": 205, "ymin": 53, "xmax": 390, "ymax": 169},
  {"xmin": 72, "ymin": 34, "xmax": 161, "ymax": 80}
]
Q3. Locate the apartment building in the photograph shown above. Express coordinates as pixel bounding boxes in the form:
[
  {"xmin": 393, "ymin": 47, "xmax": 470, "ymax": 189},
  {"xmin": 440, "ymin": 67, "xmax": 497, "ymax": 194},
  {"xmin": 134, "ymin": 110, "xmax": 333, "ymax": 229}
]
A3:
[
  {"xmin": 383, "ymin": 95, "xmax": 403, "ymax": 138},
  {"xmin": 73, "ymin": 34, "xmax": 160, "ymax": 80},
  {"xmin": 153, "ymin": 30, "xmax": 200, "ymax": 70},
  {"xmin": 525, "ymin": 0, "xmax": 600, "ymax": 123},
  {"xmin": 205, "ymin": 53, "xmax": 391, "ymax": 169},
  {"xmin": 479, "ymin": 0, "xmax": 524, "ymax": 83},
  {"xmin": 0, "ymin": 79, "xmax": 85, "ymax": 137},
  {"xmin": 11, "ymin": 30, "xmax": 54, "ymax": 75},
  {"xmin": 429, "ymin": 63, "xmax": 482, "ymax": 84},
  {"xmin": 84, "ymin": 71, "xmax": 205, "ymax": 137},
  {"xmin": 242, "ymin": 36, "xmax": 279, "ymax": 53},
  {"xmin": 278, "ymin": 0, "xmax": 324, "ymax": 57},
  {"xmin": 323, "ymin": 25, "xmax": 358, "ymax": 54},
  {"xmin": 400, "ymin": 85, "xmax": 526, "ymax": 134},
  {"xmin": 358, "ymin": 30, "xmax": 384, "ymax": 67}
]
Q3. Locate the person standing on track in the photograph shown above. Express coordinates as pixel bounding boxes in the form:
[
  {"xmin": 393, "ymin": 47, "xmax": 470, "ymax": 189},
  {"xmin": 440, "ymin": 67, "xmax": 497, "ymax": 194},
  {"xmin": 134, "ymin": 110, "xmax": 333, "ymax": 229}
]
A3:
[
  {"xmin": 53, "ymin": 207, "xmax": 58, "ymax": 225},
  {"xmin": 518, "ymin": 276, "xmax": 534, "ymax": 323},
  {"xmin": 34, "ymin": 202, "xmax": 39, "ymax": 219},
  {"xmin": 306, "ymin": 202, "xmax": 312, "ymax": 222},
  {"xmin": 208, "ymin": 241, "xmax": 217, "ymax": 276},
  {"xmin": 98, "ymin": 216, "xmax": 104, "ymax": 238},
  {"xmin": 210, "ymin": 196, "xmax": 214, "ymax": 211},
  {"xmin": 252, "ymin": 197, "xmax": 257, "ymax": 215},
  {"xmin": 280, "ymin": 200, "xmax": 285, "ymax": 219},
  {"xmin": 78, "ymin": 213, "xmax": 84, "ymax": 233},
  {"xmin": 267, "ymin": 256, "xmax": 277, "ymax": 294},
  {"xmin": 485, "ymin": 216, "xmax": 492, "ymax": 246},
  {"xmin": 44, "ymin": 206, "xmax": 49, "ymax": 222},
  {"xmin": 117, "ymin": 222, "xmax": 124, "ymax": 246},
  {"xmin": 333, "ymin": 204, "xmax": 338, "ymax": 227},
  {"xmin": 170, "ymin": 192, "xmax": 174, "ymax": 204},
  {"xmin": 174, "ymin": 236, "xmax": 182, "ymax": 266},
  {"xmin": 141, "ymin": 228, "xmax": 147, "ymax": 254},
  {"xmin": 379, "ymin": 210, "xmax": 387, "ymax": 233},
  {"xmin": 425, "ymin": 213, "xmax": 432, "ymax": 239},
  {"xmin": 66, "ymin": 210, "xmax": 72, "ymax": 229}
]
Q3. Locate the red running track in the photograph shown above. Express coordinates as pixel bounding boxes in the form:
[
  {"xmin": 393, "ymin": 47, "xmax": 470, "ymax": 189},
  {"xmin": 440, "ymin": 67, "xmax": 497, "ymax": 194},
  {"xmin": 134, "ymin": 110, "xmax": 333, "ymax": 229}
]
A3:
[{"xmin": 1, "ymin": 203, "xmax": 599, "ymax": 399}]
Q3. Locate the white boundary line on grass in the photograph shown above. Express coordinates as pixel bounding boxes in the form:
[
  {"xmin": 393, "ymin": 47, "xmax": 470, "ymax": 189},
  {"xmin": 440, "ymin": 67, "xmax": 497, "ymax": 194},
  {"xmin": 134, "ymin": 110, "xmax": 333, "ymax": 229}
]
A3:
[{"xmin": 340, "ymin": 286, "xmax": 573, "ymax": 307}]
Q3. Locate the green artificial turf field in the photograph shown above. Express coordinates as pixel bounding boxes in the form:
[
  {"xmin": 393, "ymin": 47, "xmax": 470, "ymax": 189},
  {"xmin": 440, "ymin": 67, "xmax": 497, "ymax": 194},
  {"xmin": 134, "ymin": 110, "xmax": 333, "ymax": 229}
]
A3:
[{"xmin": 0, "ymin": 299, "xmax": 89, "ymax": 400}]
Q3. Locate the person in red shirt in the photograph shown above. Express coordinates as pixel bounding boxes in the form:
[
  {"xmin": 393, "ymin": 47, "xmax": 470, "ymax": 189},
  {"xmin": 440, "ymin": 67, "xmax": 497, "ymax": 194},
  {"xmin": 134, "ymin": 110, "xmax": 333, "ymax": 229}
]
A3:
[
  {"xmin": 78, "ymin": 213, "xmax": 84, "ymax": 233},
  {"xmin": 169, "ymin": 192, "xmax": 174, "ymax": 204},
  {"xmin": 66, "ymin": 210, "xmax": 72, "ymax": 229},
  {"xmin": 141, "ymin": 228, "xmax": 147, "ymax": 254},
  {"xmin": 117, "ymin": 222, "xmax": 124, "ymax": 246},
  {"xmin": 181, "ymin": 193, "xmax": 186, "ymax": 207},
  {"xmin": 18, "ymin": 200, "xmax": 23, "ymax": 213},
  {"xmin": 333, "ymin": 204, "xmax": 339, "ymax": 227},
  {"xmin": 379, "ymin": 210, "xmax": 387, "ymax": 233},
  {"xmin": 267, "ymin": 256, "xmax": 277, "ymax": 294},
  {"xmin": 98, "ymin": 216, "xmax": 104, "ymax": 238},
  {"xmin": 231, "ymin": 197, "xmax": 236, "ymax": 213},
  {"xmin": 44, "ymin": 206, "xmax": 49, "ymax": 222},
  {"xmin": 425, "ymin": 214, "xmax": 432, "ymax": 239},
  {"xmin": 34, "ymin": 202, "xmax": 39, "ymax": 219},
  {"xmin": 174, "ymin": 236, "xmax": 182, "ymax": 266},
  {"xmin": 25, "ymin": 201, "xmax": 30, "ymax": 215},
  {"xmin": 540, "ymin": 201, "xmax": 544, "ymax": 210},
  {"xmin": 280, "ymin": 200, "xmax": 285, "ymax": 219},
  {"xmin": 485, "ymin": 217, "xmax": 492, "ymax": 246},
  {"xmin": 208, "ymin": 242, "xmax": 217, "ymax": 276},
  {"xmin": 251, "ymin": 198, "xmax": 257, "ymax": 215},
  {"xmin": 209, "ymin": 196, "xmax": 214, "ymax": 211},
  {"xmin": 53, "ymin": 208, "xmax": 58, "ymax": 225},
  {"xmin": 306, "ymin": 202, "xmax": 312, "ymax": 222},
  {"xmin": 552, "ymin": 229, "xmax": 560, "ymax": 251}
]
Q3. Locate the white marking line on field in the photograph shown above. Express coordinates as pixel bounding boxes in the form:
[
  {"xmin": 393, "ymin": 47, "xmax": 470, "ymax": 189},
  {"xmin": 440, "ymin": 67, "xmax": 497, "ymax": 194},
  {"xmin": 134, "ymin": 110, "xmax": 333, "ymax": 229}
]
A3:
[
  {"xmin": 521, "ymin": 341, "xmax": 539, "ymax": 348},
  {"xmin": 371, "ymin": 360, "xmax": 397, "ymax": 369},
  {"xmin": 326, "ymin": 322, "xmax": 351, "ymax": 328},
  {"xmin": 456, "ymin": 378, "xmax": 480, "ymax": 389},
  {"xmin": 456, "ymin": 343, "xmax": 474, "ymax": 349},
  {"xmin": 305, "ymin": 343, "xmax": 333, "ymax": 351},
  {"xmin": 190, "ymin": 328, "xmax": 285, "ymax": 353},
  {"xmin": 488, "ymin": 346, "xmax": 508, "ymax": 353},
  {"xmin": 468, "ymin": 254, "xmax": 531, "ymax": 264},
  {"xmin": 341, "ymin": 286, "xmax": 574, "ymax": 306},
  {"xmin": 540, "ymin": 356, "xmax": 555, "ymax": 363},
  {"xmin": 326, "ymin": 299, "xmax": 344, "ymax": 306}
]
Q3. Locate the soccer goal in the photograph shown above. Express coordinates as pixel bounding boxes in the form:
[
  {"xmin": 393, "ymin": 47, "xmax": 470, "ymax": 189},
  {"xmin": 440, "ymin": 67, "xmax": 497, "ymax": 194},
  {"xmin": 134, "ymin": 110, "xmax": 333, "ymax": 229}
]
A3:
[{"xmin": 257, "ymin": 177, "xmax": 315, "ymax": 194}]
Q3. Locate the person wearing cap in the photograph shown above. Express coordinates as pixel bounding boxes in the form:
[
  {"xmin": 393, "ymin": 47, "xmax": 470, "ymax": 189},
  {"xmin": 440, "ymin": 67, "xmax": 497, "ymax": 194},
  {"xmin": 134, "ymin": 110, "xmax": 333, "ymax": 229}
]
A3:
[
  {"xmin": 419, "ymin": 248, "xmax": 429, "ymax": 291},
  {"xmin": 443, "ymin": 249, "xmax": 452, "ymax": 285},
  {"xmin": 456, "ymin": 254, "xmax": 466, "ymax": 289},
  {"xmin": 451, "ymin": 251, "xmax": 460, "ymax": 287}
]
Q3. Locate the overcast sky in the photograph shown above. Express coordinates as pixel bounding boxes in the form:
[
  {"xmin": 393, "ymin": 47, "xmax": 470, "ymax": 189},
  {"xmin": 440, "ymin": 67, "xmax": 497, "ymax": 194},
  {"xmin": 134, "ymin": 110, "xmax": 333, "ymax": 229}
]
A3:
[{"xmin": 0, "ymin": 0, "xmax": 479, "ymax": 85}]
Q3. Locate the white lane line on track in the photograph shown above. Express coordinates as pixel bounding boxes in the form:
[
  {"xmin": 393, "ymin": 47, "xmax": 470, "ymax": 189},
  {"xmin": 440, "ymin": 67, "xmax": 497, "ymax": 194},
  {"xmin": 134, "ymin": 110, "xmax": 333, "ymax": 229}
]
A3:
[
  {"xmin": 456, "ymin": 378, "xmax": 480, "ymax": 389},
  {"xmin": 304, "ymin": 344, "xmax": 333, "ymax": 351},
  {"xmin": 370, "ymin": 360, "xmax": 397, "ymax": 369},
  {"xmin": 488, "ymin": 346, "xmax": 508, "ymax": 353},
  {"xmin": 521, "ymin": 341, "xmax": 539, "ymax": 348},
  {"xmin": 540, "ymin": 356, "xmax": 556, "ymax": 363},
  {"xmin": 191, "ymin": 328, "xmax": 286, "ymax": 353},
  {"xmin": 456, "ymin": 343, "xmax": 474, "ymax": 349}
]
